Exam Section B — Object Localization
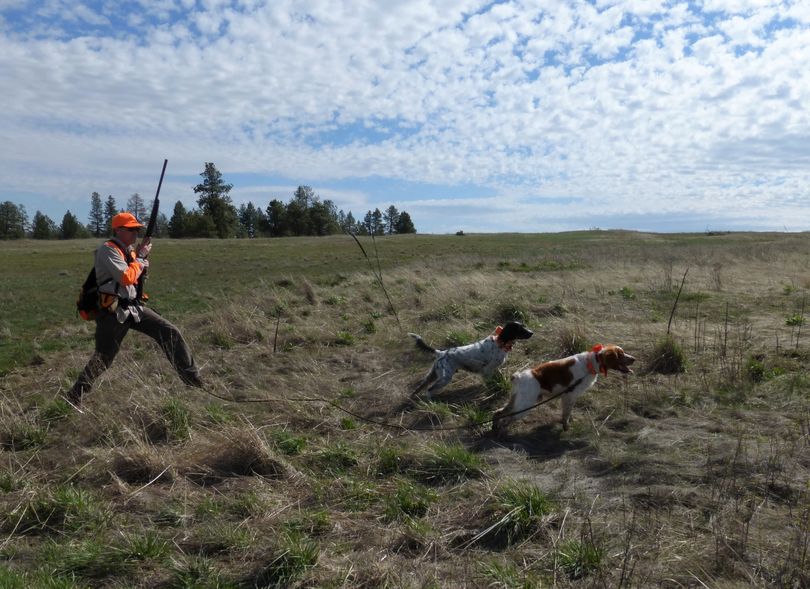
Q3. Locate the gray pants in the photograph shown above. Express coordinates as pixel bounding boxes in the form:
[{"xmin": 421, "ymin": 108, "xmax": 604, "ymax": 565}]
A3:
[{"xmin": 70, "ymin": 306, "xmax": 202, "ymax": 398}]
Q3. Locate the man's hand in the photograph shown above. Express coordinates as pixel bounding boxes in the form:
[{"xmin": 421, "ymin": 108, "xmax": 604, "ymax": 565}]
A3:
[{"xmin": 137, "ymin": 238, "xmax": 152, "ymax": 259}]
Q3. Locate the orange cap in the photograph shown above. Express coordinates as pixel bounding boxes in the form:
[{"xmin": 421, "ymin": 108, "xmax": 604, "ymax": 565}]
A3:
[{"xmin": 112, "ymin": 212, "xmax": 145, "ymax": 230}]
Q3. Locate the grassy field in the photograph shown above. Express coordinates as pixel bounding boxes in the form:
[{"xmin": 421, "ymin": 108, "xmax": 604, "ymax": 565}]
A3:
[{"xmin": 0, "ymin": 231, "xmax": 808, "ymax": 588}]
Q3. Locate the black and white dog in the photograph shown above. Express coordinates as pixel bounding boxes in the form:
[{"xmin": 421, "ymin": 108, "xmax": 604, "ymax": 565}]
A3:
[{"xmin": 409, "ymin": 321, "xmax": 534, "ymax": 399}]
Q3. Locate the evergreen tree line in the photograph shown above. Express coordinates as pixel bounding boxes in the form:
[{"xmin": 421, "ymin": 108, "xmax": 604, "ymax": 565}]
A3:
[
  {"xmin": 0, "ymin": 163, "xmax": 416, "ymax": 240},
  {"xmin": 0, "ymin": 192, "xmax": 168, "ymax": 240}
]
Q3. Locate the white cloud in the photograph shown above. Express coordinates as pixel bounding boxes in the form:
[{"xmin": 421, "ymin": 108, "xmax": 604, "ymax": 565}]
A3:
[{"xmin": 1, "ymin": 0, "xmax": 809, "ymax": 233}]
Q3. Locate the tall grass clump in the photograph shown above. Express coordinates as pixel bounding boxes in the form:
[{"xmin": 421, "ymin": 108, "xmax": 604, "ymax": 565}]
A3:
[
  {"xmin": 167, "ymin": 555, "xmax": 229, "ymax": 589},
  {"xmin": 0, "ymin": 419, "xmax": 47, "ymax": 451},
  {"xmin": 646, "ymin": 335, "xmax": 686, "ymax": 374},
  {"xmin": 483, "ymin": 371, "xmax": 511, "ymax": 398},
  {"xmin": 11, "ymin": 485, "xmax": 110, "ymax": 535},
  {"xmin": 556, "ymin": 326, "xmax": 589, "ymax": 357},
  {"xmin": 445, "ymin": 329, "xmax": 473, "ymax": 347},
  {"xmin": 246, "ymin": 530, "xmax": 319, "ymax": 588},
  {"xmin": 478, "ymin": 560, "xmax": 543, "ymax": 589},
  {"xmin": 494, "ymin": 301, "xmax": 529, "ymax": 324},
  {"xmin": 557, "ymin": 537, "xmax": 604, "ymax": 579},
  {"xmin": 162, "ymin": 398, "xmax": 191, "ymax": 441},
  {"xmin": 478, "ymin": 481, "xmax": 554, "ymax": 547},
  {"xmin": 375, "ymin": 445, "xmax": 413, "ymax": 476},
  {"xmin": 382, "ymin": 479, "xmax": 438, "ymax": 522},
  {"xmin": 270, "ymin": 429, "xmax": 307, "ymax": 456},
  {"xmin": 418, "ymin": 443, "xmax": 485, "ymax": 484},
  {"xmin": 0, "ymin": 566, "xmax": 83, "ymax": 589},
  {"xmin": 311, "ymin": 442, "xmax": 358, "ymax": 475},
  {"xmin": 42, "ymin": 538, "xmax": 130, "ymax": 580}
]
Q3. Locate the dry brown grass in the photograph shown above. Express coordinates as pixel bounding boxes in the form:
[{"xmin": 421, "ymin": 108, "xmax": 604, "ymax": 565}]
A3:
[{"xmin": 1, "ymin": 231, "xmax": 809, "ymax": 587}]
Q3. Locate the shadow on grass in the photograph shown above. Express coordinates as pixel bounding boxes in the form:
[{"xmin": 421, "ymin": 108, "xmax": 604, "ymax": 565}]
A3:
[
  {"xmin": 369, "ymin": 383, "xmax": 490, "ymax": 418},
  {"xmin": 470, "ymin": 423, "xmax": 589, "ymax": 461}
]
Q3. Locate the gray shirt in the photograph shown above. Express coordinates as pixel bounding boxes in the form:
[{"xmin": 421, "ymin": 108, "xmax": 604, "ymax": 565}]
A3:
[{"xmin": 95, "ymin": 238, "xmax": 146, "ymax": 323}]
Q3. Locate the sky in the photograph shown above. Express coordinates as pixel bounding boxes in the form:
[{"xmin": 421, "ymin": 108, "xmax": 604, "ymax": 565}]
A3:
[{"xmin": 1, "ymin": 0, "xmax": 809, "ymax": 234}]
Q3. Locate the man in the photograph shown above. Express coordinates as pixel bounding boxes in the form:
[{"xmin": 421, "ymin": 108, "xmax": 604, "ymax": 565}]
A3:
[{"xmin": 67, "ymin": 212, "xmax": 203, "ymax": 409}]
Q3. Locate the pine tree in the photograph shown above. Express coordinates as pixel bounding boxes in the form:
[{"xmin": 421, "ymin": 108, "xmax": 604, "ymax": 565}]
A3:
[
  {"xmin": 0, "ymin": 201, "xmax": 27, "ymax": 239},
  {"xmin": 59, "ymin": 211, "xmax": 84, "ymax": 239},
  {"xmin": 394, "ymin": 210, "xmax": 416, "ymax": 234},
  {"xmin": 185, "ymin": 209, "xmax": 217, "ymax": 238},
  {"xmin": 88, "ymin": 192, "xmax": 104, "ymax": 236},
  {"xmin": 104, "ymin": 195, "xmax": 117, "ymax": 235},
  {"xmin": 265, "ymin": 199, "xmax": 287, "ymax": 237},
  {"xmin": 371, "ymin": 208, "xmax": 384, "ymax": 235},
  {"xmin": 238, "ymin": 202, "xmax": 261, "ymax": 238},
  {"xmin": 168, "ymin": 201, "xmax": 188, "ymax": 238},
  {"xmin": 342, "ymin": 211, "xmax": 357, "ymax": 234},
  {"xmin": 362, "ymin": 210, "xmax": 373, "ymax": 235},
  {"xmin": 286, "ymin": 186, "xmax": 315, "ymax": 236},
  {"xmin": 126, "ymin": 193, "xmax": 146, "ymax": 222},
  {"xmin": 383, "ymin": 205, "xmax": 399, "ymax": 235},
  {"xmin": 193, "ymin": 162, "xmax": 237, "ymax": 238},
  {"xmin": 309, "ymin": 198, "xmax": 339, "ymax": 236},
  {"xmin": 31, "ymin": 211, "xmax": 56, "ymax": 239}
]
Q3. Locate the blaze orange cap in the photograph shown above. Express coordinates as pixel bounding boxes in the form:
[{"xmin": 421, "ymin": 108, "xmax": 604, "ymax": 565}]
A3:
[{"xmin": 112, "ymin": 212, "xmax": 145, "ymax": 230}]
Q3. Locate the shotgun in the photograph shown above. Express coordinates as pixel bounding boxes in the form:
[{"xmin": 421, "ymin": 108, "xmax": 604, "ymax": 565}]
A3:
[{"xmin": 136, "ymin": 158, "xmax": 167, "ymax": 301}]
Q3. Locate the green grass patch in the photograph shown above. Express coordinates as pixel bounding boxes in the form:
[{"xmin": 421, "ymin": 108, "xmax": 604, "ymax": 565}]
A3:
[
  {"xmin": 478, "ymin": 560, "xmax": 544, "ymax": 588},
  {"xmin": 10, "ymin": 485, "xmax": 110, "ymax": 535},
  {"xmin": 459, "ymin": 403, "xmax": 492, "ymax": 427},
  {"xmin": 483, "ymin": 371, "xmax": 511, "ymax": 398},
  {"xmin": 39, "ymin": 398, "xmax": 74, "ymax": 422},
  {"xmin": 557, "ymin": 538, "xmax": 604, "ymax": 579},
  {"xmin": 270, "ymin": 430, "xmax": 307, "ymax": 456},
  {"xmin": 333, "ymin": 330, "xmax": 355, "ymax": 345},
  {"xmin": 382, "ymin": 479, "xmax": 438, "ymax": 522},
  {"xmin": 0, "ymin": 564, "xmax": 87, "ymax": 589},
  {"xmin": 375, "ymin": 445, "xmax": 414, "ymax": 477},
  {"xmin": 167, "ymin": 555, "xmax": 233, "ymax": 589},
  {"xmin": 246, "ymin": 530, "xmax": 318, "ymax": 588},
  {"xmin": 417, "ymin": 443, "xmax": 486, "ymax": 485},
  {"xmin": 1, "ymin": 421, "xmax": 48, "ymax": 451},
  {"xmin": 310, "ymin": 442, "xmax": 358, "ymax": 475},
  {"xmin": 204, "ymin": 403, "xmax": 233, "ymax": 425},
  {"xmin": 161, "ymin": 398, "xmax": 191, "ymax": 441},
  {"xmin": 484, "ymin": 481, "xmax": 555, "ymax": 545},
  {"xmin": 445, "ymin": 330, "xmax": 473, "ymax": 347}
]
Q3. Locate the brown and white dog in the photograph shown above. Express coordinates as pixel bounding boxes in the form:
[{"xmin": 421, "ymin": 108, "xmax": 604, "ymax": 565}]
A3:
[{"xmin": 492, "ymin": 344, "xmax": 635, "ymax": 436}]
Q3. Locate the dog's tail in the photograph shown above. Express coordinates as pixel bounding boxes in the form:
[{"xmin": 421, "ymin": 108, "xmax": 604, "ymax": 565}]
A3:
[{"xmin": 408, "ymin": 333, "xmax": 437, "ymax": 354}]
